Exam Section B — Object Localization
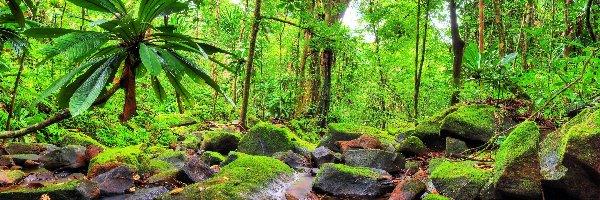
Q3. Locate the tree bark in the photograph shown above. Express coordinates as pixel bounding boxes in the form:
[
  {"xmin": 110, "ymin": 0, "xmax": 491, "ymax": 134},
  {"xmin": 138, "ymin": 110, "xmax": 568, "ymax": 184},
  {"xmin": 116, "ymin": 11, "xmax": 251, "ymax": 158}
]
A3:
[
  {"xmin": 119, "ymin": 55, "xmax": 138, "ymax": 122},
  {"xmin": 413, "ymin": 0, "xmax": 422, "ymax": 119},
  {"xmin": 564, "ymin": 0, "xmax": 573, "ymax": 58},
  {"xmin": 492, "ymin": 0, "xmax": 506, "ymax": 57},
  {"xmin": 450, "ymin": 0, "xmax": 465, "ymax": 105},
  {"xmin": 586, "ymin": 0, "xmax": 596, "ymax": 42},
  {"xmin": 5, "ymin": 53, "xmax": 26, "ymax": 131},
  {"xmin": 239, "ymin": 0, "xmax": 262, "ymax": 130},
  {"xmin": 414, "ymin": 0, "xmax": 430, "ymax": 119},
  {"xmin": 479, "ymin": 0, "xmax": 485, "ymax": 55}
]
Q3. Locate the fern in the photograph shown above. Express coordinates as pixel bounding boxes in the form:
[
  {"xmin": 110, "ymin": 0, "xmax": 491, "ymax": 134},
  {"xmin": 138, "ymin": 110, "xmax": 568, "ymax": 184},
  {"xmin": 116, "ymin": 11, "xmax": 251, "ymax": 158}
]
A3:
[
  {"xmin": 0, "ymin": 27, "xmax": 26, "ymax": 55},
  {"xmin": 40, "ymin": 31, "xmax": 109, "ymax": 64}
]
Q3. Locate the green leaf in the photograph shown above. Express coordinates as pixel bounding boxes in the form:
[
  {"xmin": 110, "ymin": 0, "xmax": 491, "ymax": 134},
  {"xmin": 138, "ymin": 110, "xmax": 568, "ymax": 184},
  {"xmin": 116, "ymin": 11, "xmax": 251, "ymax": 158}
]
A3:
[
  {"xmin": 151, "ymin": 76, "xmax": 167, "ymax": 102},
  {"xmin": 164, "ymin": 67, "xmax": 192, "ymax": 105},
  {"xmin": 139, "ymin": 43, "xmax": 162, "ymax": 76},
  {"xmin": 197, "ymin": 43, "xmax": 233, "ymax": 56},
  {"xmin": 23, "ymin": 27, "xmax": 77, "ymax": 38},
  {"xmin": 499, "ymin": 53, "xmax": 518, "ymax": 66},
  {"xmin": 7, "ymin": 0, "xmax": 25, "ymax": 29},
  {"xmin": 40, "ymin": 31, "xmax": 110, "ymax": 64},
  {"xmin": 69, "ymin": 57, "xmax": 118, "ymax": 116},
  {"xmin": 66, "ymin": 0, "xmax": 120, "ymax": 14}
]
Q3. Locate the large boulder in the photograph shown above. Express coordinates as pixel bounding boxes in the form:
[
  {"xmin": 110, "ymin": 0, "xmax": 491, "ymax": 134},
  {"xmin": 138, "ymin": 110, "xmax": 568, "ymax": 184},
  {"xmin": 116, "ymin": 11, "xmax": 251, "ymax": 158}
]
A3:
[
  {"xmin": 0, "ymin": 170, "xmax": 26, "ymax": 185},
  {"xmin": 3, "ymin": 143, "xmax": 56, "ymax": 155},
  {"xmin": 238, "ymin": 123, "xmax": 294, "ymax": 156},
  {"xmin": 179, "ymin": 156, "xmax": 214, "ymax": 183},
  {"xmin": 312, "ymin": 163, "xmax": 394, "ymax": 198},
  {"xmin": 413, "ymin": 106, "xmax": 460, "ymax": 143},
  {"xmin": 395, "ymin": 136, "xmax": 427, "ymax": 156},
  {"xmin": 157, "ymin": 154, "xmax": 294, "ymax": 200},
  {"xmin": 0, "ymin": 180, "xmax": 99, "ymax": 200},
  {"xmin": 429, "ymin": 160, "xmax": 491, "ymax": 200},
  {"xmin": 490, "ymin": 121, "xmax": 542, "ymax": 199},
  {"xmin": 440, "ymin": 104, "xmax": 502, "ymax": 144},
  {"xmin": 61, "ymin": 132, "xmax": 106, "ymax": 148},
  {"xmin": 92, "ymin": 165, "xmax": 134, "ymax": 195},
  {"xmin": 343, "ymin": 149, "xmax": 405, "ymax": 173},
  {"xmin": 88, "ymin": 145, "xmax": 151, "ymax": 176},
  {"xmin": 200, "ymin": 131, "xmax": 241, "ymax": 155},
  {"xmin": 319, "ymin": 123, "xmax": 394, "ymax": 152},
  {"xmin": 539, "ymin": 107, "xmax": 600, "ymax": 199},
  {"xmin": 40, "ymin": 145, "xmax": 87, "ymax": 171}
]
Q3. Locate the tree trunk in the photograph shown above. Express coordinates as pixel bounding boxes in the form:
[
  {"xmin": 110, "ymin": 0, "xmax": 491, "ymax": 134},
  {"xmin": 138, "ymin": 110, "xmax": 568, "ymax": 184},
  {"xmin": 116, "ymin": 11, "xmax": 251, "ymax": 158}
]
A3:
[
  {"xmin": 5, "ymin": 54, "xmax": 26, "ymax": 131},
  {"xmin": 239, "ymin": 0, "xmax": 262, "ymax": 130},
  {"xmin": 119, "ymin": 56, "xmax": 138, "ymax": 122},
  {"xmin": 479, "ymin": 0, "xmax": 485, "ymax": 55},
  {"xmin": 415, "ymin": 0, "xmax": 430, "ymax": 119},
  {"xmin": 450, "ymin": 0, "xmax": 465, "ymax": 105},
  {"xmin": 413, "ymin": 0, "xmax": 422, "ymax": 119},
  {"xmin": 586, "ymin": 0, "xmax": 596, "ymax": 42},
  {"xmin": 493, "ymin": 0, "xmax": 506, "ymax": 57},
  {"xmin": 317, "ymin": 49, "xmax": 333, "ymax": 128},
  {"xmin": 564, "ymin": 0, "xmax": 573, "ymax": 58}
]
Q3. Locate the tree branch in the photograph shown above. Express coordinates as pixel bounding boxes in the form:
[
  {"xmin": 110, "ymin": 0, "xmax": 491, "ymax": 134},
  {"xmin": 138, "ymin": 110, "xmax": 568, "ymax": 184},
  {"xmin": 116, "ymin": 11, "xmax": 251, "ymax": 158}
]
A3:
[{"xmin": 0, "ymin": 83, "xmax": 121, "ymax": 139}]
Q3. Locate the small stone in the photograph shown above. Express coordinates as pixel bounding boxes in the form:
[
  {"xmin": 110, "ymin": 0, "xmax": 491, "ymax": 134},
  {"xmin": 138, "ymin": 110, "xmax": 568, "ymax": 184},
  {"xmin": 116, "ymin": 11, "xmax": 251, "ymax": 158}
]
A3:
[
  {"xmin": 312, "ymin": 163, "xmax": 394, "ymax": 198},
  {"xmin": 0, "ymin": 156, "xmax": 15, "ymax": 166},
  {"xmin": 310, "ymin": 147, "xmax": 338, "ymax": 167},
  {"xmin": 125, "ymin": 186, "xmax": 169, "ymax": 200},
  {"xmin": 0, "ymin": 170, "xmax": 26, "ymax": 185},
  {"xmin": 389, "ymin": 178, "xmax": 426, "ymax": 200},
  {"xmin": 273, "ymin": 150, "xmax": 309, "ymax": 169}
]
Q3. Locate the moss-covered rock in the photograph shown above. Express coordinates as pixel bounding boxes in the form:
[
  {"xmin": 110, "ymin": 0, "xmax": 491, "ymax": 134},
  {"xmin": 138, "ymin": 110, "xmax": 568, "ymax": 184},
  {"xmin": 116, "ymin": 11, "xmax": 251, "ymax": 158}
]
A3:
[
  {"xmin": 491, "ymin": 121, "xmax": 542, "ymax": 199},
  {"xmin": 61, "ymin": 132, "xmax": 106, "ymax": 148},
  {"xmin": 199, "ymin": 151, "xmax": 225, "ymax": 166},
  {"xmin": 395, "ymin": 136, "xmax": 427, "ymax": 156},
  {"xmin": 157, "ymin": 154, "xmax": 294, "ymax": 200},
  {"xmin": 538, "ymin": 107, "xmax": 600, "ymax": 199},
  {"xmin": 238, "ymin": 123, "xmax": 295, "ymax": 156},
  {"xmin": 430, "ymin": 160, "xmax": 491, "ymax": 200},
  {"xmin": 88, "ymin": 145, "xmax": 151, "ymax": 174},
  {"xmin": 155, "ymin": 150, "xmax": 187, "ymax": 168},
  {"xmin": 313, "ymin": 163, "xmax": 393, "ymax": 198},
  {"xmin": 343, "ymin": 149, "xmax": 405, "ymax": 173},
  {"xmin": 180, "ymin": 133, "xmax": 200, "ymax": 149},
  {"xmin": 413, "ymin": 106, "xmax": 460, "ymax": 142},
  {"xmin": 0, "ymin": 170, "xmax": 26, "ymax": 185},
  {"xmin": 149, "ymin": 159, "xmax": 176, "ymax": 172},
  {"xmin": 440, "ymin": 104, "xmax": 502, "ymax": 144},
  {"xmin": 0, "ymin": 180, "xmax": 98, "ymax": 200},
  {"xmin": 445, "ymin": 137, "xmax": 468, "ymax": 155},
  {"xmin": 319, "ymin": 123, "xmax": 394, "ymax": 152},
  {"xmin": 200, "ymin": 131, "xmax": 241, "ymax": 155},
  {"xmin": 422, "ymin": 194, "xmax": 451, "ymax": 200}
]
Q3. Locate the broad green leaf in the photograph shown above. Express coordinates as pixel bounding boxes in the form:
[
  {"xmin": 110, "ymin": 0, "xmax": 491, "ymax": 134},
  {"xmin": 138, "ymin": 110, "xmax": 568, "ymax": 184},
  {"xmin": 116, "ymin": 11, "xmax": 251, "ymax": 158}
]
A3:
[
  {"xmin": 151, "ymin": 76, "xmax": 167, "ymax": 102},
  {"xmin": 499, "ymin": 53, "xmax": 518, "ymax": 66},
  {"xmin": 164, "ymin": 68, "xmax": 192, "ymax": 105},
  {"xmin": 40, "ymin": 31, "xmax": 109, "ymax": 64},
  {"xmin": 23, "ymin": 27, "xmax": 77, "ymax": 38},
  {"xmin": 69, "ymin": 60, "xmax": 114, "ymax": 116},
  {"xmin": 7, "ymin": 0, "xmax": 25, "ymax": 28},
  {"xmin": 66, "ymin": 0, "xmax": 119, "ymax": 14},
  {"xmin": 139, "ymin": 43, "xmax": 162, "ymax": 76}
]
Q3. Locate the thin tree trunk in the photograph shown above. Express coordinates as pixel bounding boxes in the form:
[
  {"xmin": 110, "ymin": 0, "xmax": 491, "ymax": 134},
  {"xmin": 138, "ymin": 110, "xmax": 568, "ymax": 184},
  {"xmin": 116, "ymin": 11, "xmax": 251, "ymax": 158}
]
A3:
[
  {"xmin": 479, "ymin": 0, "xmax": 485, "ymax": 55},
  {"xmin": 564, "ymin": 0, "xmax": 573, "ymax": 58},
  {"xmin": 80, "ymin": 8, "xmax": 85, "ymax": 31},
  {"xmin": 211, "ymin": 0, "xmax": 221, "ymax": 117},
  {"xmin": 493, "ymin": 0, "xmax": 506, "ymax": 57},
  {"xmin": 5, "ymin": 54, "xmax": 26, "ymax": 131},
  {"xmin": 414, "ymin": 0, "xmax": 430, "ymax": 119},
  {"xmin": 239, "ymin": 0, "xmax": 262, "ymax": 130},
  {"xmin": 59, "ymin": 2, "xmax": 66, "ymax": 28},
  {"xmin": 586, "ymin": 0, "xmax": 596, "ymax": 42},
  {"xmin": 413, "ymin": 0, "xmax": 422, "ymax": 119},
  {"xmin": 119, "ymin": 56, "xmax": 138, "ymax": 122},
  {"xmin": 450, "ymin": 0, "xmax": 465, "ymax": 105}
]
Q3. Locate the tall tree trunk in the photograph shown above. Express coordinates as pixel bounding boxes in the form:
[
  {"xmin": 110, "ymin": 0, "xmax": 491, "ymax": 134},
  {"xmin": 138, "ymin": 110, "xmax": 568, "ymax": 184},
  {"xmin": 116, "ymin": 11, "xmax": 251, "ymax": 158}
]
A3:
[
  {"xmin": 493, "ymin": 0, "xmax": 506, "ymax": 57},
  {"xmin": 586, "ymin": 0, "xmax": 596, "ymax": 42},
  {"xmin": 414, "ymin": 0, "xmax": 430, "ymax": 119},
  {"xmin": 564, "ymin": 0, "xmax": 573, "ymax": 58},
  {"xmin": 521, "ymin": 1, "xmax": 534, "ymax": 69},
  {"xmin": 450, "ymin": 0, "xmax": 465, "ymax": 105},
  {"xmin": 119, "ymin": 54, "xmax": 139, "ymax": 122},
  {"xmin": 479, "ymin": 0, "xmax": 485, "ymax": 55},
  {"xmin": 211, "ymin": 0, "xmax": 221, "ymax": 117},
  {"xmin": 5, "ymin": 54, "xmax": 26, "ymax": 131},
  {"xmin": 239, "ymin": 0, "xmax": 262, "ymax": 130}
]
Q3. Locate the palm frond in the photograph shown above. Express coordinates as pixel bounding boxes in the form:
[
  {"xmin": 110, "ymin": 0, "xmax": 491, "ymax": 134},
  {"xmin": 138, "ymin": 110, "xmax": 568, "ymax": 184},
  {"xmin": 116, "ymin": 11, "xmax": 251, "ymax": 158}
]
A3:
[
  {"xmin": 40, "ymin": 31, "xmax": 110, "ymax": 64},
  {"xmin": 0, "ymin": 27, "xmax": 26, "ymax": 55}
]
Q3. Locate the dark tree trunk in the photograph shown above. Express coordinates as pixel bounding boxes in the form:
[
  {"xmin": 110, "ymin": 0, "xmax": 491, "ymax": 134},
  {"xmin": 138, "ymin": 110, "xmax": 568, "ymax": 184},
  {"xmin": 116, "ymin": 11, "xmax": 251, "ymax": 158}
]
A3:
[
  {"xmin": 317, "ymin": 49, "xmax": 333, "ymax": 128},
  {"xmin": 5, "ymin": 54, "xmax": 26, "ymax": 131},
  {"xmin": 450, "ymin": 0, "xmax": 465, "ymax": 105},
  {"xmin": 120, "ymin": 58, "xmax": 137, "ymax": 122},
  {"xmin": 493, "ymin": 0, "xmax": 506, "ymax": 57},
  {"xmin": 415, "ymin": 0, "xmax": 430, "ymax": 119},
  {"xmin": 239, "ymin": 0, "xmax": 262, "ymax": 130}
]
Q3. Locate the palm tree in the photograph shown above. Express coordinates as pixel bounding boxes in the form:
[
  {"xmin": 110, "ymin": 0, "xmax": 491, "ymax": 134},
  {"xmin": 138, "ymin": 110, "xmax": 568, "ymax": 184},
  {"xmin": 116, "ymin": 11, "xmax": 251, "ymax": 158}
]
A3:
[{"xmin": 24, "ymin": 0, "xmax": 234, "ymax": 122}]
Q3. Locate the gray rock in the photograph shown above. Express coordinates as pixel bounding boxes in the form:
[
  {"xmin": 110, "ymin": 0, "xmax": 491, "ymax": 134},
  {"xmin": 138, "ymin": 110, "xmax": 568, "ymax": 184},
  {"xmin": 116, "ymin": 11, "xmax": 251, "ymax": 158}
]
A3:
[
  {"xmin": 312, "ymin": 163, "xmax": 394, "ymax": 198},
  {"xmin": 179, "ymin": 157, "xmax": 214, "ymax": 183},
  {"xmin": 40, "ymin": 145, "xmax": 87, "ymax": 171},
  {"xmin": 445, "ymin": 137, "xmax": 468, "ymax": 155},
  {"xmin": 343, "ymin": 149, "xmax": 405, "ymax": 173},
  {"xmin": 93, "ymin": 166, "xmax": 134, "ymax": 195},
  {"xmin": 310, "ymin": 147, "xmax": 338, "ymax": 167},
  {"xmin": 126, "ymin": 186, "xmax": 169, "ymax": 200},
  {"xmin": 273, "ymin": 150, "xmax": 309, "ymax": 169}
]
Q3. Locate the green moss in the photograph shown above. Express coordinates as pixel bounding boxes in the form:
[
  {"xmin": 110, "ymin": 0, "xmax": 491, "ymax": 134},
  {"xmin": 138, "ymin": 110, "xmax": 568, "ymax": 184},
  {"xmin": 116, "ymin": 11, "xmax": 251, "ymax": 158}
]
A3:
[
  {"xmin": 428, "ymin": 158, "xmax": 449, "ymax": 172},
  {"xmin": 316, "ymin": 163, "xmax": 380, "ymax": 179},
  {"xmin": 144, "ymin": 146, "xmax": 168, "ymax": 155},
  {"xmin": 200, "ymin": 131, "xmax": 241, "ymax": 155},
  {"xmin": 413, "ymin": 106, "xmax": 461, "ymax": 140},
  {"xmin": 88, "ymin": 145, "xmax": 151, "ymax": 174},
  {"xmin": 181, "ymin": 133, "xmax": 200, "ymax": 149},
  {"xmin": 287, "ymin": 131, "xmax": 317, "ymax": 150},
  {"xmin": 430, "ymin": 160, "xmax": 490, "ymax": 185},
  {"xmin": 200, "ymin": 151, "xmax": 225, "ymax": 166},
  {"xmin": 396, "ymin": 136, "xmax": 426, "ymax": 155},
  {"xmin": 2, "ymin": 170, "xmax": 26, "ymax": 183},
  {"xmin": 162, "ymin": 154, "xmax": 293, "ymax": 199},
  {"xmin": 149, "ymin": 159, "xmax": 175, "ymax": 172},
  {"xmin": 238, "ymin": 123, "xmax": 295, "ymax": 156},
  {"xmin": 61, "ymin": 132, "xmax": 106, "ymax": 148},
  {"xmin": 441, "ymin": 104, "xmax": 500, "ymax": 141},
  {"xmin": 4, "ymin": 180, "xmax": 81, "ymax": 193},
  {"xmin": 493, "ymin": 121, "xmax": 540, "ymax": 182},
  {"xmin": 153, "ymin": 114, "xmax": 195, "ymax": 128},
  {"xmin": 564, "ymin": 109, "xmax": 600, "ymax": 167},
  {"xmin": 148, "ymin": 169, "xmax": 180, "ymax": 183},
  {"xmin": 423, "ymin": 194, "xmax": 451, "ymax": 200}
]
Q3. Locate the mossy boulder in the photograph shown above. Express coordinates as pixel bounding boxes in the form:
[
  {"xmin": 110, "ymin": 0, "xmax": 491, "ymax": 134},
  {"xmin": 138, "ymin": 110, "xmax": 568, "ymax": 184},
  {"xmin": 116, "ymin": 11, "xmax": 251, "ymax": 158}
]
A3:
[
  {"xmin": 180, "ymin": 133, "xmax": 200, "ymax": 149},
  {"xmin": 0, "ymin": 180, "xmax": 99, "ymax": 200},
  {"xmin": 155, "ymin": 150, "xmax": 187, "ymax": 168},
  {"xmin": 313, "ymin": 163, "xmax": 394, "ymax": 198},
  {"xmin": 199, "ymin": 151, "xmax": 225, "ymax": 166},
  {"xmin": 343, "ymin": 149, "xmax": 405, "ymax": 173},
  {"xmin": 272, "ymin": 150, "xmax": 309, "ymax": 169},
  {"xmin": 413, "ymin": 106, "xmax": 460, "ymax": 142},
  {"xmin": 491, "ymin": 121, "xmax": 542, "ymax": 199},
  {"xmin": 539, "ymin": 107, "xmax": 600, "ymax": 199},
  {"xmin": 440, "ymin": 104, "xmax": 502, "ymax": 144},
  {"xmin": 200, "ymin": 131, "xmax": 241, "ymax": 155},
  {"xmin": 149, "ymin": 159, "xmax": 176, "ymax": 172},
  {"xmin": 61, "ymin": 132, "xmax": 105, "ymax": 148},
  {"xmin": 88, "ymin": 145, "xmax": 151, "ymax": 175},
  {"xmin": 429, "ymin": 160, "xmax": 491, "ymax": 200},
  {"xmin": 319, "ymin": 123, "xmax": 394, "ymax": 152},
  {"xmin": 445, "ymin": 137, "xmax": 468, "ymax": 155},
  {"xmin": 157, "ymin": 154, "xmax": 294, "ymax": 200},
  {"xmin": 395, "ymin": 136, "xmax": 427, "ymax": 156},
  {"xmin": 238, "ymin": 123, "xmax": 295, "ymax": 156}
]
